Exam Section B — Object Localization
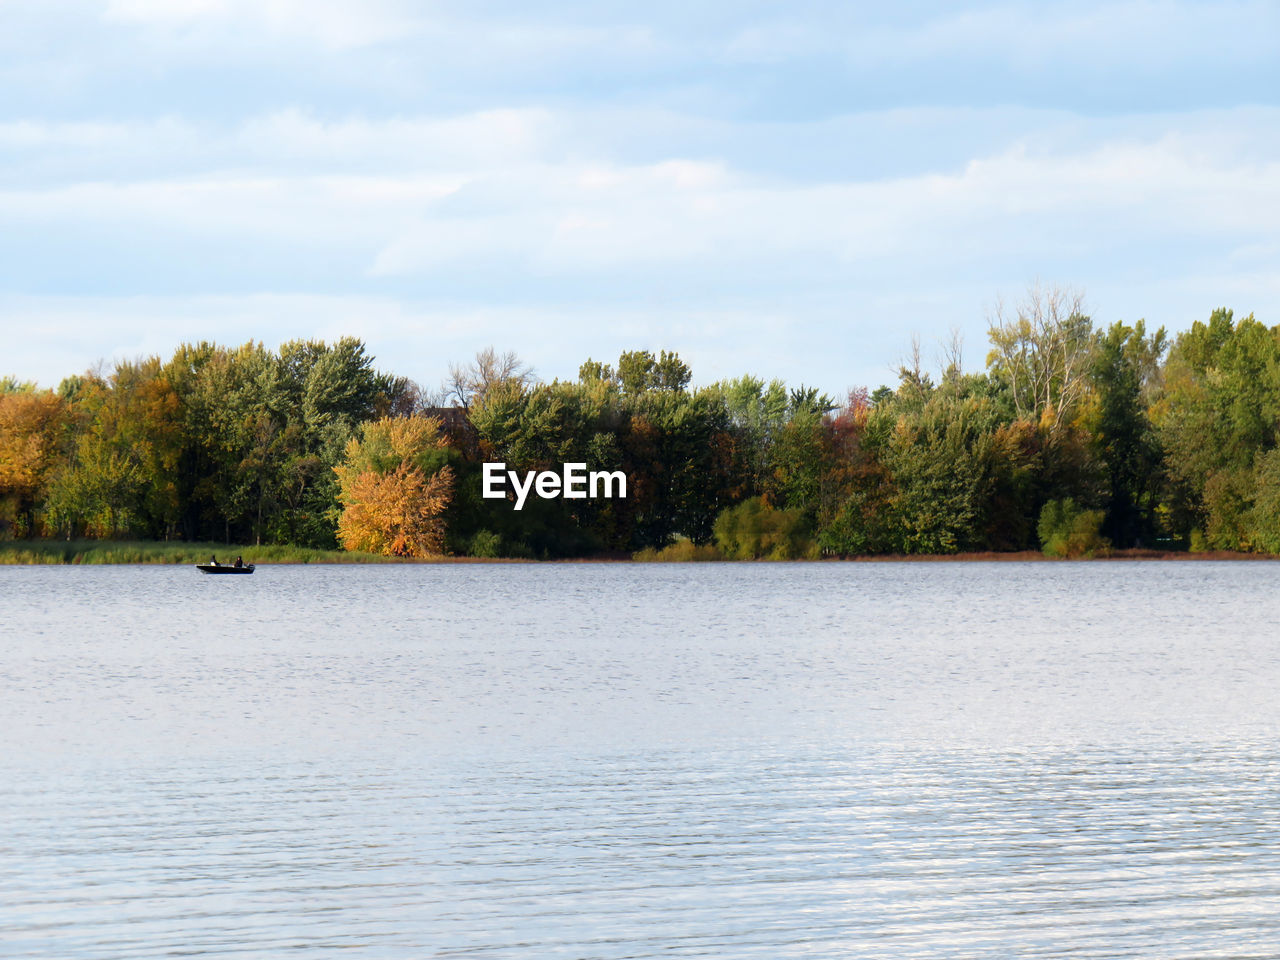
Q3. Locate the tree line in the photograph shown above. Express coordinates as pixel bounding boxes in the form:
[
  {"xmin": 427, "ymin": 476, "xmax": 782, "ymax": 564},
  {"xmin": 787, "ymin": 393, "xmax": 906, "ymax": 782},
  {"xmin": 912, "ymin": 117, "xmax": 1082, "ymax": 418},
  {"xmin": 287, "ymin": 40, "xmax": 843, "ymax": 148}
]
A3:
[{"xmin": 3, "ymin": 290, "xmax": 1279, "ymax": 558}]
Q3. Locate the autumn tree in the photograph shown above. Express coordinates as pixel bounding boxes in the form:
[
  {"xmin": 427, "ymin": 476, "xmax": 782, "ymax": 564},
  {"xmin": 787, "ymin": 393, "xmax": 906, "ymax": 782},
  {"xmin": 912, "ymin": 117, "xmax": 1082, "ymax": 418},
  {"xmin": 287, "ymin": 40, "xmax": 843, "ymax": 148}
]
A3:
[
  {"xmin": 333, "ymin": 415, "xmax": 454, "ymax": 557},
  {"xmin": 0, "ymin": 386, "xmax": 69, "ymax": 537},
  {"xmin": 815, "ymin": 389, "xmax": 896, "ymax": 555}
]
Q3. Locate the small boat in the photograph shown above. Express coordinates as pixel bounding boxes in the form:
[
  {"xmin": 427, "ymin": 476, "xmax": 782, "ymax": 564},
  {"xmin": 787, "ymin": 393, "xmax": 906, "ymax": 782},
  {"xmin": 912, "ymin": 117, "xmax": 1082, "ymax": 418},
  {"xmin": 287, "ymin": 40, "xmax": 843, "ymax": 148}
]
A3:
[{"xmin": 196, "ymin": 562, "xmax": 255, "ymax": 575}]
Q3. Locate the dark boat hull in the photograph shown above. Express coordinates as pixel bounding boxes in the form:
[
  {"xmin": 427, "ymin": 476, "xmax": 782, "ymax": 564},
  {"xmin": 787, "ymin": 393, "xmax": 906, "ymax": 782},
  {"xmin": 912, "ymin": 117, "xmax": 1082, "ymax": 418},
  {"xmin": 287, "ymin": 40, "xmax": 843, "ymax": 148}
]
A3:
[{"xmin": 196, "ymin": 564, "xmax": 255, "ymax": 574}]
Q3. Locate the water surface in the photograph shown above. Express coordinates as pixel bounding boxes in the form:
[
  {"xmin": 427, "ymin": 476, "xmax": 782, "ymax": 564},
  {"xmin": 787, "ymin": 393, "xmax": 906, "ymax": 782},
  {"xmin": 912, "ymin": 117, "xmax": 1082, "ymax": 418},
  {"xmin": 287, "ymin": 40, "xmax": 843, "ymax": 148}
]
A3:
[{"xmin": 2, "ymin": 562, "xmax": 1278, "ymax": 956}]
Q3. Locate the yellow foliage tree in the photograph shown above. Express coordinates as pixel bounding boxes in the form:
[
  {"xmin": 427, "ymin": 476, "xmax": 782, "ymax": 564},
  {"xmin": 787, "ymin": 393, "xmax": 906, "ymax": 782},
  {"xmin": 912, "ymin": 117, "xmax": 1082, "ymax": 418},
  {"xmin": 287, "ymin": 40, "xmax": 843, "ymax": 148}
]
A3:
[
  {"xmin": 333, "ymin": 415, "xmax": 454, "ymax": 557},
  {"xmin": 0, "ymin": 389, "xmax": 69, "ymax": 537}
]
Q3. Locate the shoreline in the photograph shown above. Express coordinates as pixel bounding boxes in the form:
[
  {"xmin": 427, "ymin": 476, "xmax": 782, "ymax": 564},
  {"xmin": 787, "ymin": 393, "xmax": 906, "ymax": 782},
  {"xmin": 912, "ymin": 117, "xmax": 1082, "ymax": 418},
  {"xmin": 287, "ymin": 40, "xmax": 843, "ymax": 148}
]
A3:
[
  {"xmin": 2, "ymin": 541, "xmax": 1277, "ymax": 565},
  {"xmin": 839, "ymin": 548, "xmax": 1280, "ymax": 562}
]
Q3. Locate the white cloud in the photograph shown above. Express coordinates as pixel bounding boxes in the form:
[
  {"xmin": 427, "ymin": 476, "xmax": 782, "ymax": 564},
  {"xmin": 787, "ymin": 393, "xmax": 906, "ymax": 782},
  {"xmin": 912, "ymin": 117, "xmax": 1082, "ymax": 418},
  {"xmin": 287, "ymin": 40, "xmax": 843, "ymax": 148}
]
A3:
[
  {"xmin": 94, "ymin": 0, "xmax": 665, "ymax": 71},
  {"xmin": 721, "ymin": 22, "xmax": 824, "ymax": 64},
  {"xmin": 101, "ymin": 0, "xmax": 420, "ymax": 48},
  {"xmin": 2, "ymin": 100, "xmax": 1277, "ymax": 395},
  {"xmin": 235, "ymin": 108, "xmax": 558, "ymax": 168},
  {"xmin": 0, "ymin": 108, "xmax": 559, "ymax": 183},
  {"xmin": 364, "ymin": 132, "xmax": 1280, "ymax": 277},
  {"xmin": 2, "ymin": 107, "xmax": 1277, "ymax": 324},
  {"xmin": 3, "ymin": 106, "xmax": 1277, "ymax": 254},
  {"xmin": 0, "ymin": 174, "xmax": 463, "ymax": 246},
  {"xmin": 709, "ymin": 2, "xmax": 1279, "ymax": 76},
  {"xmin": 0, "ymin": 119, "xmax": 133, "ymax": 149},
  {"xmin": 851, "ymin": 1, "xmax": 1279, "ymax": 70}
]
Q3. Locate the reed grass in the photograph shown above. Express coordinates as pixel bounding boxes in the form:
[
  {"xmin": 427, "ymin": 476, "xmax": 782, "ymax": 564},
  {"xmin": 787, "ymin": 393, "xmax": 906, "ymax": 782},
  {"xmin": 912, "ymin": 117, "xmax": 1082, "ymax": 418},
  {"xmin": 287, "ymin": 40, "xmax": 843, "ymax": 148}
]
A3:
[
  {"xmin": 0, "ymin": 540, "xmax": 400, "ymax": 565},
  {"xmin": 632, "ymin": 540, "xmax": 723, "ymax": 562}
]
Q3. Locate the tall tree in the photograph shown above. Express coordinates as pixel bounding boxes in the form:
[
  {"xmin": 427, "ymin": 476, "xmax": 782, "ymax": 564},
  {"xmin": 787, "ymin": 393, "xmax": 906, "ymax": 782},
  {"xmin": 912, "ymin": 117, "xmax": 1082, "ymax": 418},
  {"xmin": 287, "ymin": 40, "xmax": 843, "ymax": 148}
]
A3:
[
  {"xmin": 1090, "ymin": 321, "xmax": 1166, "ymax": 547},
  {"xmin": 987, "ymin": 284, "xmax": 1096, "ymax": 432},
  {"xmin": 1154, "ymin": 309, "xmax": 1280, "ymax": 549}
]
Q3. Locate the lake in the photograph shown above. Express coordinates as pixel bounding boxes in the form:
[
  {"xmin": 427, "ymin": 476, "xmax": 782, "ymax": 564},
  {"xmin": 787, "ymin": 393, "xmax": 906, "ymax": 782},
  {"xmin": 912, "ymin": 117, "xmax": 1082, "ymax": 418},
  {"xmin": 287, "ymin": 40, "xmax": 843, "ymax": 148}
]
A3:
[{"xmin": 3, "ymin": 561, "xmax": 1279, "ymax": 957}]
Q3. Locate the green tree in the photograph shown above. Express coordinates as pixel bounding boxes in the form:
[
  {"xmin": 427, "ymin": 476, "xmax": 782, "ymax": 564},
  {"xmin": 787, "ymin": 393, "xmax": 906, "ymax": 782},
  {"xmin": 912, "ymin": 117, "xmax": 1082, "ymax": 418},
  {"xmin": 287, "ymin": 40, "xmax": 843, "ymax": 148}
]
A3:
[
  {"xmin": 1090, "ymin": 320, "xmax": 1166, "ymax": 547},
  {"xmin": 617, "ymin": 349, "xmax": 691, "ymax": 393},
  {"xmin": 42, "ymin": 365, "xmax": 167, "ymax": 539},
  {"xmin": 1154, "ymin": 309, "xmax": 1280, "ymax": 549},
  {"xmin": 713, "ymin": 375, "xmax": 790, "ymax": 495}
]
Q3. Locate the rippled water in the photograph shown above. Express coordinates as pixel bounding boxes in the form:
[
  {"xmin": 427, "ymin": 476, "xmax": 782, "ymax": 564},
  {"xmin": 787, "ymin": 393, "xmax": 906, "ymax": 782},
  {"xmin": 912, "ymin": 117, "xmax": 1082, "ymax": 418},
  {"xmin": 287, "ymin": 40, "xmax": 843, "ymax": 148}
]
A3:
[{"xmin": 3, "ymin": 562, "xmax": 1280, "ymax": 957}]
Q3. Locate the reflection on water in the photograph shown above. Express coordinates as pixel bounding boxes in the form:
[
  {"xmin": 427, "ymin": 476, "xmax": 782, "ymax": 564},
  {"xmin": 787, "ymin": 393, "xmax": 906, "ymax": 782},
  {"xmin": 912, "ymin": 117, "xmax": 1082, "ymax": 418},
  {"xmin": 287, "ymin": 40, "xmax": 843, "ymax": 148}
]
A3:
[{"xmin": 2, "ymin": 562, "xmax": 1279, "ymax": 957}]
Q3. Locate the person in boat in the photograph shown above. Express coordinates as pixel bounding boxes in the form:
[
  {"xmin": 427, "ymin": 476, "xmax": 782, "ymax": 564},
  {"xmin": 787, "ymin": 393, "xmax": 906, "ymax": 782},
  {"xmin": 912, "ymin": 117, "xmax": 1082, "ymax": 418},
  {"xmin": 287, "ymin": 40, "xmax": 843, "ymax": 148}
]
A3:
[
  {"xmin": 233, "ymin": 556, "xmax": 243, "ymax": 568},
  {"xmin": 210, "ymin": 554, "xmax": 218, "ymax": 566}
]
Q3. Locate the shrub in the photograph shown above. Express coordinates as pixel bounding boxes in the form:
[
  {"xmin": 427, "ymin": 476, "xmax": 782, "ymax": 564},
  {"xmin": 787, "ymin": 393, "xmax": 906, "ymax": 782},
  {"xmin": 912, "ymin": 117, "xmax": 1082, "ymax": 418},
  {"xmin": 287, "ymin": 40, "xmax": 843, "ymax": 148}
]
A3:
[
  {"xmin": 1248, "ymin": 449, "xmax": 1280, "ymax": 554},
  {"xmin": 1037, "ymin": 499, "xmax": 1110, "ymax": 558},
  {"xmin": 1202, "ymin": 468, "xmax": 1253, "ymax": 551},
  {"xmin": 467, "ymin": 529, "xmax": 502, "ymax": 558},
  {"xmin": 713, "ymin": 497, "xmax": 817, "ymax": 560}
]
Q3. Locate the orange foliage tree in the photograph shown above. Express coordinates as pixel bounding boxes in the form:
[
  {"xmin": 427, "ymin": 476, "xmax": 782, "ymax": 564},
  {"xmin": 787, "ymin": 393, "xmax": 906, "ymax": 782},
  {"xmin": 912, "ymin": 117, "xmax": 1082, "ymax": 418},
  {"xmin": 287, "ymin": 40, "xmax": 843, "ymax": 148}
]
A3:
[
  {"xmin": 333, "ymin": 415, "xmax": 454, "ymax": 557},
  {"xmin": 0, "ymin": 388, "xmax": 69, "ymax": 537}
]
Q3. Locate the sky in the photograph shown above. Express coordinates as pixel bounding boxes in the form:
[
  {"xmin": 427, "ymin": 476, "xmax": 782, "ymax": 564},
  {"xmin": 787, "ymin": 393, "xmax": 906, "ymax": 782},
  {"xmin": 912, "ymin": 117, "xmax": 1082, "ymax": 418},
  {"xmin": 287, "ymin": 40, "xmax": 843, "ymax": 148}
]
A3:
[{"xmin": 1, "ymin": 0, "xmax": 1277, "ymax": 396}]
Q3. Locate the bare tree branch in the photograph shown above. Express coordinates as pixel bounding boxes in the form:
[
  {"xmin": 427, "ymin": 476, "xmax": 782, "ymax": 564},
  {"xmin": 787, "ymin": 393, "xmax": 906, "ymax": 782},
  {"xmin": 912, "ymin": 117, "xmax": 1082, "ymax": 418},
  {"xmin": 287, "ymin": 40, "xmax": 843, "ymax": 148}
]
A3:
[
  {"xmin": 987, "ymin": 283, "xmax": 1093, "ymax": 431},
  {"xmin": 445, "ymin": 347, "xmax": 535, "ymax": 408}
]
